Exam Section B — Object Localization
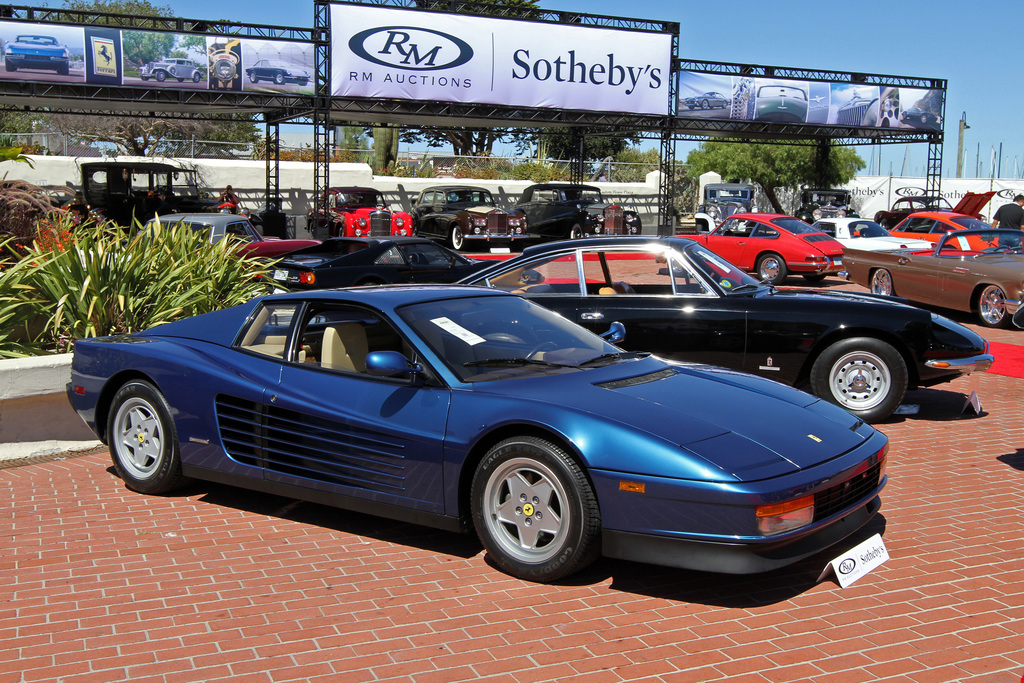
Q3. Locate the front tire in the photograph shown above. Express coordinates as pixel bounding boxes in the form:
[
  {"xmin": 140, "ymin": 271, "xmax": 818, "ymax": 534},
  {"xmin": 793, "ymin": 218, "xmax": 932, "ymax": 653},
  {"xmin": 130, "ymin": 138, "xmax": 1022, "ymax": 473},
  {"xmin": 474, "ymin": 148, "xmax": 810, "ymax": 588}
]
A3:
[
  {"xmin": 755, "ymin": 252, "xmax": 788, "ymax": 285},
  {"xmin": 976, "ymin": 284, "xmax": 1009, "ymax": 327},
  {"xmin": 274, "ymin": 71, "xmax": 285, "ymax": 85},
  {"xmin": 107, "ymin": 380, "xmax": 189, "ymax": 494},
  {"xmin": 471, "ymin": 436, "xmax": 601, "ymax": 582},
  {"xmin": 568, "ymin": 223, "xmax": 584, "ymax": 240},
  {"xmin": 810, "ymin": 338, "xmax": 908, "ymax": 422},
  {"xmin": 449, "ymin": 223, "xmax": 465, "ymax": 250},
  {"xmin": 870, "ymin": 268, "xmax": 895, "ymax": 296}
]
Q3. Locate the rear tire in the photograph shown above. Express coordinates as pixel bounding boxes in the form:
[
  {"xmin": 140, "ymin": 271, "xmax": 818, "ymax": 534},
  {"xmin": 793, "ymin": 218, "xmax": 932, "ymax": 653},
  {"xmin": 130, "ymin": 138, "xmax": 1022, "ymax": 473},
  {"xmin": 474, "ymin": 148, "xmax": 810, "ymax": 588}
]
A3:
[
  {"xmin": 107, "ymin": 380, "xmax": 189, "ymax": 494},
  {"xmin": 755, "ymin": 252, "xmax": 788, "ymax": 285},
  {"xmin": 449, "ymin": 223, "xmax": 465, "ymax": 250},
  {"xmin": 870, "ymin": 268, "xmax": 895, "ymax": 296},
  {"xmin": 976, "ymin": 285, "xmax": 1010, "ymax": 327}
]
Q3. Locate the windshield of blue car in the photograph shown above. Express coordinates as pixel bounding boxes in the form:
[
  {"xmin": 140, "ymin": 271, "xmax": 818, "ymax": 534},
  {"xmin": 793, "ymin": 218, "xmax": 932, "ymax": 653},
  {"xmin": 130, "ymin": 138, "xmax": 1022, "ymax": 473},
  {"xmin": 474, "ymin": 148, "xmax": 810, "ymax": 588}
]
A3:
[
  {"xmin": 771, "ymin": 217, "xmax": 820, "ymax": 234},
  {"xmin": 398, "ymin": 295, "xmax": 619, "ymax": 382},
  {"xmin": 686, "ymin": 243, "xmax": 761, "ymax": 291}
]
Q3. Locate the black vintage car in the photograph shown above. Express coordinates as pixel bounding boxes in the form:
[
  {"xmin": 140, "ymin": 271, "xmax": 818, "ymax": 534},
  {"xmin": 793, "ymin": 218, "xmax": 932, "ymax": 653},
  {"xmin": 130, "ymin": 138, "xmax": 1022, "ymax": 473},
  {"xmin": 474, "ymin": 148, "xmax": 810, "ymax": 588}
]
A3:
[
  {"xmin": 514, "ymin": 183, "xmax": 641, "ymax": 241},
  {"xmin": 412, "ymin": 185, "xmax": 527, "ymax": 250},
  {"xmin": 272, "ymin": 236, "xmax": 490, "ymax": 289},
  {"xmin": 794, "ymin": 189, "xmax": 857, "ymax": 224},
  {"xmin": 459, "ymin": 237, "xmax": 993, "ymax": 422},
  {"xmin": 69, "ymin": 160, "xmax": 219, "ymax": 226}
]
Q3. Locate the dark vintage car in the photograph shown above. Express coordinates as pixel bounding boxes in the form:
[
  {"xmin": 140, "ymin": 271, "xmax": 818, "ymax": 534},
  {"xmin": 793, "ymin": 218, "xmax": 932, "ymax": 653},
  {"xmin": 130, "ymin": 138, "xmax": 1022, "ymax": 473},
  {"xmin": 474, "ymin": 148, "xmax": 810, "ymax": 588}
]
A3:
[
  {"xmin": 685, "ymin": 213, "xmax": 845, "ymax": 285},
  {"xmin": 139, "ymin": 57, "xmax": 204, "ymax": 83},
  {"xmin": 306, "ymin": 187, "xmax": 414, "ymax": 240},
  {"xmin": 460, "ymin": 237, "xmax": 993, "ymax": 422},
  {"xmin": 412, "ymin": 186, "xmax": 527, "ymax": 250},
  {"xmin": 899, "ymin": 106, "xmax": 942, "ymax": 130},
  {"xmin": 70, "ymin": 160, "xmax": 220, "ymax": 226},
  {"xmin": 873, "ymin": 192, "xmax": 993, "ymax": 229},
  {"xmin": 68, "ymin": 285, "xmax": 889, "ymax": 582},
  {"xmin": 514, "ymin": 183, "xmax": 641, "ymax": 241},
  {"xmin": 271, "ymin": 236, "xmax": 489, "ymax": 289},
  {"xmin": 844, "ymin": 228, "xmax": 1024, "ymax": 328},
  {"xmin": 244, "ymin": 59, "xmax": 311, "ymax": 86},
  {"xmin": 694, "ymin": 183, "xmax": 757, "ymax": 232},
  {"xmin": 682, "ymin": 91, "xmax": 729, "ymax": 110},
  {"xmin": 794, "ymin": 189, "xmax": 857, "ymax": 224},
  {"xmin": 3, "ymin": 34, "xmax": 71, "ymax": 75},
  {"xmin": 146, "ymin": 214, "xmax": 319, "ymax": 259},
  {"xmin": 754, "ymin": 84, "xmax": 808, "ymax": 123}
]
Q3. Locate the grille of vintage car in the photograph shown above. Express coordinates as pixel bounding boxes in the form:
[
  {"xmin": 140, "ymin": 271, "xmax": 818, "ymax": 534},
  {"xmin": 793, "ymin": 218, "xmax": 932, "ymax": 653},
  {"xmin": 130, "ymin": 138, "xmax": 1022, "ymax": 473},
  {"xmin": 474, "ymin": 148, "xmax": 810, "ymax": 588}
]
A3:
[
  {"xmin": 485, "ymin": 211, "xmax": 510, "ymax": 236},
  {"xmin": 813, "ymin": 203, "xmax": 847, "ymax": 220},
  {"xmin": 602, "ymin": 206, "xmax": 625, "ymax": 234},
  {"xmin": 837, "ymin": 101, "xmax": 870, "ymax": 126},
  {"xmin": 369, "ymin": 209, "xmax": 392, "ymax": 236}
]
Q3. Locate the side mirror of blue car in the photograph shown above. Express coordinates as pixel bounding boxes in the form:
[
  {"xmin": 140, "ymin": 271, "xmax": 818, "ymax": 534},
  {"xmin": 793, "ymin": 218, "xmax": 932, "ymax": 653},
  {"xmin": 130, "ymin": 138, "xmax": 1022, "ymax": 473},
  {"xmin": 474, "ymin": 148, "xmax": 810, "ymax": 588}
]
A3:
[
  {"xmin": 365, "ymin": 351, "xmax": 422, "ymax": 377},
  {"xmin": 601, "ymin": 321, "xmax": 626, "ymax": 344}
]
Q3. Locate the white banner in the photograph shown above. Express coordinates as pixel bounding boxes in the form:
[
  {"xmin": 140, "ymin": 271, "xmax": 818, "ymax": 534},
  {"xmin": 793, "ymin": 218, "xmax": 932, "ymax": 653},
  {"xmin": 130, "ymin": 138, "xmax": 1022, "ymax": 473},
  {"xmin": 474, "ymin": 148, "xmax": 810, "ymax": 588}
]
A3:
[
  {"xmin": 330, "ymin": 5, "xmax": 672, "ymax": 115},
  {"xmin": 843, "ymin": 177, "xmax": 1024, "ymax": 223}
]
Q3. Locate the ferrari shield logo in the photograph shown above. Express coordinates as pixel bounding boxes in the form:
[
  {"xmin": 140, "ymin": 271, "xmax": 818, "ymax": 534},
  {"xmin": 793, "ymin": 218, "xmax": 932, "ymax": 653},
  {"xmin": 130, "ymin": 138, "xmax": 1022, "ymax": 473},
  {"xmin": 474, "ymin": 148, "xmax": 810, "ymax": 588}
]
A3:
[{"xmin": 90, "ymin": 37, "xmax": 118, "ymax": 77}]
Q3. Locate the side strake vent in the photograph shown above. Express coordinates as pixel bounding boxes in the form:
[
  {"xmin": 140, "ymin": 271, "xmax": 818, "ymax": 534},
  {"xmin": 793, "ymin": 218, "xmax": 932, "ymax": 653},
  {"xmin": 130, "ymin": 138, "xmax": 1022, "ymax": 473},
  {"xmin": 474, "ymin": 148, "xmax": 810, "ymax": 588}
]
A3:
[
  {"xmin": 215, "ymin": 395, "xmax": 407, "ymax": 493},
  {"xmin": 595, "ymin": 368, "xmax": 677, "ymax": 390}
]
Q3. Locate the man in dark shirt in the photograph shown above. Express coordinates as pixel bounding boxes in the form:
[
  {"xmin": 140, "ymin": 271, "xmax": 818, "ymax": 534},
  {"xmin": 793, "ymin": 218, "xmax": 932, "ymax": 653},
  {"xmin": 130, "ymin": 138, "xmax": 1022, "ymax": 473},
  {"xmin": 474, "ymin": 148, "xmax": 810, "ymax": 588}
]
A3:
[{"xmin": 991, "ymin": 194, "xmax": 1024, "ymax": 230}]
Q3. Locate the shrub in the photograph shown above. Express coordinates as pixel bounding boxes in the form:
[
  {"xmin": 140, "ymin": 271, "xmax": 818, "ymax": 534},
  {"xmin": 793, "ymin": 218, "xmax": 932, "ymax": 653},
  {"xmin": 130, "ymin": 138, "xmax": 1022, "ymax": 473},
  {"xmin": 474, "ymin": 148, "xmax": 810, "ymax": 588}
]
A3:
[{"xmin": 0, "ymin": 214, "xmax": 279, "ymax": 357}]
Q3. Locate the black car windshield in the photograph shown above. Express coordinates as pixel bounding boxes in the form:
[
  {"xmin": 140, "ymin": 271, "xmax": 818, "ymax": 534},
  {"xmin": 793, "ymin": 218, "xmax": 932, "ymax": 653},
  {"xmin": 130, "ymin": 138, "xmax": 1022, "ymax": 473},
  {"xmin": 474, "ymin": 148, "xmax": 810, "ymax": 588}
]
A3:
[
  {"xmin": 771, "ymin": 217, "xmax": 820, "ymax": 234},
  {"xmin": 332, "ymin": 192, "xmax": 378, "ymax": 207},
  {"xmin": 448, "ymin": 189, "xmax": 493, "ymax": 204},
  {"xmin": 398, "ymin": 295, "xmax": 619, "ymax": 383},
  {"xmin": 808, "ymin": 192, "xmax": 848, "ymax": 204},
  {"xmin": 708, "ymin": 188, "xmax": 750, "ymax": 200},
  {"xmin": 685, "ymin": 243, "xmax": 761, "ymax": 291}
]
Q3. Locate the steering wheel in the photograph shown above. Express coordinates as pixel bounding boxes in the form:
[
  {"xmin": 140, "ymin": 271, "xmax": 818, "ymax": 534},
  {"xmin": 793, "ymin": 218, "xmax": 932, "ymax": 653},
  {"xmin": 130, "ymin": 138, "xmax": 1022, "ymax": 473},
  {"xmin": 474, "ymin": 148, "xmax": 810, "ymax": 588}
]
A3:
[{"xmin": 526, "ymin": 341, "xmax": 558, "ymax": 359}]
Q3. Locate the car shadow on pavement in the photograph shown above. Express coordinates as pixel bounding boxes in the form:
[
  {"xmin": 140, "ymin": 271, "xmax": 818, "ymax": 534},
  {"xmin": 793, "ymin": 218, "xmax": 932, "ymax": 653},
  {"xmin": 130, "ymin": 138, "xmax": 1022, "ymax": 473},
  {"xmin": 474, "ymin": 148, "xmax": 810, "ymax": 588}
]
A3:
[
  {"xmin": 997, "ymin": 449, "xmax": 1024, "ymax": 471},
  {"xmin": 577, "ymin": 513, "xmax": 888, "ymax": 606},
  {"xmin": 880, "ymin": 388, "xmax": 985, "ymax": 423}
]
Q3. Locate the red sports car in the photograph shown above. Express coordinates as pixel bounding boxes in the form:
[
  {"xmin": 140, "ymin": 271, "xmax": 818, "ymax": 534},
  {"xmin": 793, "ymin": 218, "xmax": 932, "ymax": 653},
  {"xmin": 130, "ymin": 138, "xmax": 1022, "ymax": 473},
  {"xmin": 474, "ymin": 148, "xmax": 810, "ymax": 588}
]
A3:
[
  {"xmin": 873, "ymin": 191, "xmax": 993, "ymax": 229},
  {"xmin": 889, "ymin": 211, "xmax": 992, "ymax": 244},
  {"xmin": 683, "ymin": 213, "xmax": 845, "ymax": 285},
  {"xmin": 306, "ymin": 187, "xmax": 414, "ymax": 239}
]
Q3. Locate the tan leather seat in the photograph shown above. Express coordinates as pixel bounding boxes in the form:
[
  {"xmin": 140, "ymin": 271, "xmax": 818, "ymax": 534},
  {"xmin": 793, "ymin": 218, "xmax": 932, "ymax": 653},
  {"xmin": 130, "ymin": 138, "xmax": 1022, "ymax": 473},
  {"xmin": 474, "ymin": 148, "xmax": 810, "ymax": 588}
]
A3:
[{"xmin": 321, "ymin": 323, "xmax": 368, "ymax": 372}]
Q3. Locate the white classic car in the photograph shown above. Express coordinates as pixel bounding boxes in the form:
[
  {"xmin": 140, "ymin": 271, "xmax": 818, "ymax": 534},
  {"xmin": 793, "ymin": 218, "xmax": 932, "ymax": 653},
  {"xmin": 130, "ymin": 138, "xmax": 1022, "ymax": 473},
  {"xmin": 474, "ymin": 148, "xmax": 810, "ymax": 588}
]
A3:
[{"xmin": 811, "ymin": 218, "xmax": 933, "ymax": 252}]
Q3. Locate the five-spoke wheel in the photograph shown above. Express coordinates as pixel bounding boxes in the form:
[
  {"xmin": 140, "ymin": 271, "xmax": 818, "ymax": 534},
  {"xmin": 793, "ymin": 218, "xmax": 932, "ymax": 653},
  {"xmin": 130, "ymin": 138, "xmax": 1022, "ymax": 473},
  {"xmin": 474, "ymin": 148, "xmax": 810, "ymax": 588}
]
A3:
[
  {"xmin": 108, "ymin": 381, "xmax": 188, "ymax": 494},
  {"xmin": 471, "ymin": 436, "xmax": 600, "ymax": 582},
  {"xmin": 976, "ymin": 284, "xmax": 1009, "ymax": 327}
]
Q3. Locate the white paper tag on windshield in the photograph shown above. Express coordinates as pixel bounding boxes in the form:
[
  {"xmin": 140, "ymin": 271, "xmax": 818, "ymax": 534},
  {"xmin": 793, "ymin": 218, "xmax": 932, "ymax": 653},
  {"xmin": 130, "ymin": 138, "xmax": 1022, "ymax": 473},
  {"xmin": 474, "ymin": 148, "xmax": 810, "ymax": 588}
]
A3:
[
  {"xmin": 819, "ymin": 533, "xmax": 889, "ymax": 588},
  {"xmin": 431, "ymin": 317, "xmax": 485, "ymax": 346}
]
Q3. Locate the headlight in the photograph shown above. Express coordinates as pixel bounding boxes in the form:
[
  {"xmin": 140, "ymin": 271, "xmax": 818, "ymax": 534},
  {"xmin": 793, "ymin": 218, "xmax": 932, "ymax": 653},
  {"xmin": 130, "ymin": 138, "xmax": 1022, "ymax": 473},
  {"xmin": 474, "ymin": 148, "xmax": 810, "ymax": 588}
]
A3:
[
  {"xmin": 395, "ymin": 217, "xmax": 405, "ymax": 227},
  {"xmin": 812, "ymin": 208, "xmax": 823, "ymax": 220},
  {"xmin": 837, "ymin": 209, "xmax": 847, "ymax": 217},
  {"xmin": 358, "ymin": 217, "xmax": 367, "ymax": 227}
]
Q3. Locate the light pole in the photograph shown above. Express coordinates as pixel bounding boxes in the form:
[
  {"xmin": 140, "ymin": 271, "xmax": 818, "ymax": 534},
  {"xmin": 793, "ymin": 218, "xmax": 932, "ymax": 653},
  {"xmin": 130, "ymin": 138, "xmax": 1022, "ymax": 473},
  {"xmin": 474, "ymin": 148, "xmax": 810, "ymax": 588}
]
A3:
[{"xmin": 956, "ymin": 112, "xmax": 969, "ymax": 178}]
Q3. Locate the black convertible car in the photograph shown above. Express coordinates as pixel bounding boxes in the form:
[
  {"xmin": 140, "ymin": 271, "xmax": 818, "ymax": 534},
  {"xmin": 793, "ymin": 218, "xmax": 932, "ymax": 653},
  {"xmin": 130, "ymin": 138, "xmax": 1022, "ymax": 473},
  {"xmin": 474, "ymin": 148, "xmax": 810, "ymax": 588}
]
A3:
[
  {"xmin": 272, "ymin": 236, "xmax": 490, "ymax": 289},
  {"xmin": 460, "ymin": 237, "xmax": 993, "ymax": 422}
]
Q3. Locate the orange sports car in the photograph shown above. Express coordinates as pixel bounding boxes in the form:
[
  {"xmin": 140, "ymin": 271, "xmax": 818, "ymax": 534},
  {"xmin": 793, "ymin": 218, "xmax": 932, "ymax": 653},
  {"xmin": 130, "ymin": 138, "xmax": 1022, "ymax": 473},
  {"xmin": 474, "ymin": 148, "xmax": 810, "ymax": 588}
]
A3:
[{"xmin": 890, "ymin": 211, "xmax": 992, "ymax": 244}]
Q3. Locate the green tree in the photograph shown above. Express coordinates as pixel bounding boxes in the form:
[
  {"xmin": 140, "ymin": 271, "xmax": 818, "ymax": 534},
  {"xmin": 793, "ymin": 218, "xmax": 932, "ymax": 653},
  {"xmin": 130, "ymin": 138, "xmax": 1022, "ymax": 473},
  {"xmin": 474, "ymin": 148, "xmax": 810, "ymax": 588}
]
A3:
[{"xmin": 684, "ymin": 140, "xmax": 864, "ymax": 213}]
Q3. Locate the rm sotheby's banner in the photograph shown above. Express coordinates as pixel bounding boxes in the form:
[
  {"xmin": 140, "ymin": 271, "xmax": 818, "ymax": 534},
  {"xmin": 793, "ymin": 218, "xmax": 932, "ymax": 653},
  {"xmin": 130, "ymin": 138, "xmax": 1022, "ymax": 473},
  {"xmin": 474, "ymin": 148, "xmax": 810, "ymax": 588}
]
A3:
[{"xmin": 330, "ymin": 4, "xmax": 673, "ymax": 115}]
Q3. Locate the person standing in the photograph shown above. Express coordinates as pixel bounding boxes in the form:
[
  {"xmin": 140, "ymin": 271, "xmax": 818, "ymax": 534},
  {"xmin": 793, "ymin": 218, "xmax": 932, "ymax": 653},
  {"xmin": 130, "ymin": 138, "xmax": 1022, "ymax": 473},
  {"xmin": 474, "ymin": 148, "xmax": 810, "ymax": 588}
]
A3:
[{"xmin": 991, "ymin": 194, "xmax": 1024, "ymax": 230}]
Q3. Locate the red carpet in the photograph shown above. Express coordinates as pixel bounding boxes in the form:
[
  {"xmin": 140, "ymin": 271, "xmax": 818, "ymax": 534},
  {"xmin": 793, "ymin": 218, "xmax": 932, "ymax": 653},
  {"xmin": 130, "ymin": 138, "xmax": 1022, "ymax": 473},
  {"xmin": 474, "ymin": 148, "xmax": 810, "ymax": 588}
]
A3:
[{"xmin": 987, "ymin": 341, "xmax": 1024, "ymax": 379}]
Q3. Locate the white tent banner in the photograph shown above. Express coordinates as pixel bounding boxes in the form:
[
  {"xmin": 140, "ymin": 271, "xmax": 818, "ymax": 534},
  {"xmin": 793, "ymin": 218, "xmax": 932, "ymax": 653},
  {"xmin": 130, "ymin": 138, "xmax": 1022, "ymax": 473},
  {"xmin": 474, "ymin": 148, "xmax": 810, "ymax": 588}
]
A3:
[
  {"xmin": 843, "ymin": 177, "xmax": 1024, "ymax": 222},
  {"xmin": 330, "ymin": 4, "xmax": 672, "ymax": 115}
]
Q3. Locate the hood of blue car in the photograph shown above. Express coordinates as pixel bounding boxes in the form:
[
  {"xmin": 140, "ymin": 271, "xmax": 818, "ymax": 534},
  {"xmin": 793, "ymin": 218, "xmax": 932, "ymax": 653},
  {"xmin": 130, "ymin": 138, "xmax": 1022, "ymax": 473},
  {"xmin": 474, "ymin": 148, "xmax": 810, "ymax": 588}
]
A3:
[{"xmin": 482, "ymin": 360, "xmax": 872, "ymax": 482}]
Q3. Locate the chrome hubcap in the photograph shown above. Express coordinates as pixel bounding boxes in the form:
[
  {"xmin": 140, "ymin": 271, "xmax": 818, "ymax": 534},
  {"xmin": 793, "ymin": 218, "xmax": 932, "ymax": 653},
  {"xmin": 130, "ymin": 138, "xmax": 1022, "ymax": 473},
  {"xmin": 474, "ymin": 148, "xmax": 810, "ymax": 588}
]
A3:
[
  {"xmin": 980, "ymin": 286, "xmax": 1006, "ymax": 325},
  {"xmin": 828, "ymin": 351, "xmax": 891, "ymax": 411}
]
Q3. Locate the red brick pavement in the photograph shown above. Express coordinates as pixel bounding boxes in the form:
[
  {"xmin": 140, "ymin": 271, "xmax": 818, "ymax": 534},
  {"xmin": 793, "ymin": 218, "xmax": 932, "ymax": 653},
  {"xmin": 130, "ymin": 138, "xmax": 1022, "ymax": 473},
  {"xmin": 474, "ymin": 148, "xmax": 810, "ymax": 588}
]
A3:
[{"xmin": 2, "ymin": 282, "xmax": 1024, "ymax": 683}]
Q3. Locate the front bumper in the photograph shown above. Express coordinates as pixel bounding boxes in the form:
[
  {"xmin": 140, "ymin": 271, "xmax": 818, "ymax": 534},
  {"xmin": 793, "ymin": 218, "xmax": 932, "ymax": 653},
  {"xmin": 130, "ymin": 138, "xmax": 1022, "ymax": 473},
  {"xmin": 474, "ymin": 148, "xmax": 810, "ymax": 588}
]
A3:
[
  {"xmin": 924, "ymin": 352, "xmax": 994, "ymax": 375},
  {"xmin": 603, "ymin": 496, "xmax": 882, "ymax": 574}
]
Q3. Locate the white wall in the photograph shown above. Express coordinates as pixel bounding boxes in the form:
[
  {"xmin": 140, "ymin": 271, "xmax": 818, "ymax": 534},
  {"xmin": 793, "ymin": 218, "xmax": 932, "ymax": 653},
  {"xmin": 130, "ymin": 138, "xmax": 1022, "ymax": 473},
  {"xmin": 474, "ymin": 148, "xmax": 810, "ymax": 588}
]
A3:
[{"xmin": 2, "ymin": 155, "xmax": 665, "ymax": 237}]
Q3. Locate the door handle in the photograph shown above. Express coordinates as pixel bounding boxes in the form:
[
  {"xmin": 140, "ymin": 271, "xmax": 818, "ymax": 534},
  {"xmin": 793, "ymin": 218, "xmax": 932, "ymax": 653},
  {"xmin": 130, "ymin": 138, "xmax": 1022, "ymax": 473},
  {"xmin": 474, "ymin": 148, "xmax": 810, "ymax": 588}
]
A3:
[{"xmin": 580, "ymin": 312, "xmax": 605, "ymax": 320}]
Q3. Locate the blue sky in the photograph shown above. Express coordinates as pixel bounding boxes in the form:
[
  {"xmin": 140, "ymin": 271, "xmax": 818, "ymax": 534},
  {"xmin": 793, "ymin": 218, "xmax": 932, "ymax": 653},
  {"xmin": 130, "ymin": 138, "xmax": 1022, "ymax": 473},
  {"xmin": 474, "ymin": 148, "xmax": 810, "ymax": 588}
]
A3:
[{"xmin": 156, "ymin": 0, "xmax": 1020, "ymax": 178}]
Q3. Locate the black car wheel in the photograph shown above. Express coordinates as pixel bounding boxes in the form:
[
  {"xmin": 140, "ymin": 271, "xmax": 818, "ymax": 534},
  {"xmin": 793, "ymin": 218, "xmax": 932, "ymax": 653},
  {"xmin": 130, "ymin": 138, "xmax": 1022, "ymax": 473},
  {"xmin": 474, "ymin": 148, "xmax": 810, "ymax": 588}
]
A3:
[
  {"xmin": 810, "ymin": 338, "xmax": 908, "ymax": 423},
  {"xmin": 471, "ymin": 436, "xmax": 601, "ymax": 582},
  {"xmin": 192, "ymin": 71, "xmax": 202, "ymax": 83},
  {"xmin": 755, "ymin": 252, "xmax": 788, "ymax": 285},
  {"xmin": 4, "ymin": 59, "xmax": 16, "ymax": 72},
  {"xmin": 274, "ymin": 72, "xmax": 285, "ymax": 85},
  {"xmin": 879, "ymin": 218, "xmax": 890, "ymax": 229},
  {"xmin": 449, "ymin": 223, "xmax": 465, "ymax": 250},
  {"xmin": 569, "ymin": 224, "xmax": 584, "ymax": 240},
  {"xmin": 155, "ymin": 71, "xmax": 166, "ymax": 82},
  {"xmin": 249, "ymin": 73, "xmax": 259, "ymax": 83},
  {"xmin": 701, "ymin": 99, "xmax": 710, "ymax": 109},
  {"xmin": 870, "ymin": 268, "xmax": 895, "ymax": 296},
  {"xmin": 976, "ymin": 285, "xmax": 1009, "ymax": 327},
  {"xmin": 107, "ymin": 380, "xmax": 189, "ymax": 494}
]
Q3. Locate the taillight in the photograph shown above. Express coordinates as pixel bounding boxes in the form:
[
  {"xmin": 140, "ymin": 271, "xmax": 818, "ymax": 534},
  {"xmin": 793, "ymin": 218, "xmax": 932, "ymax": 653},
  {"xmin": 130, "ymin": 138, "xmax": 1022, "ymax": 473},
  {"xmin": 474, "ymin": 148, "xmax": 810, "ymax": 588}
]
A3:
[{"xmin": 299, "ymin": 271, "xmax": 316, "ymax": 285}]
